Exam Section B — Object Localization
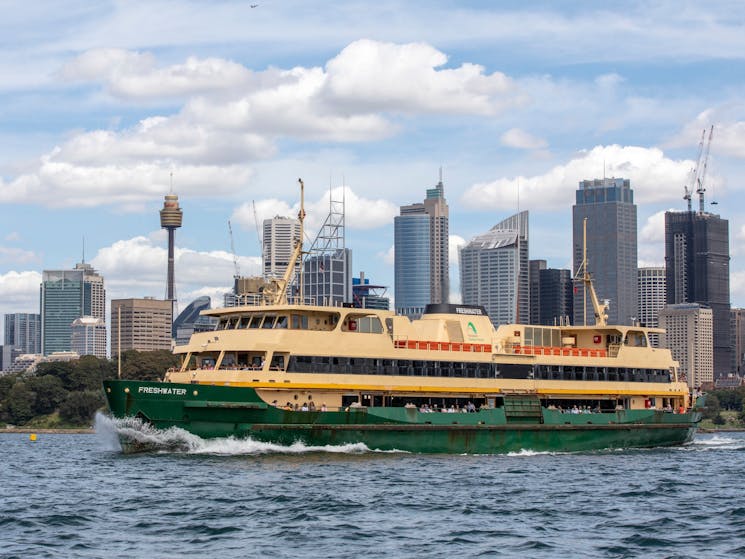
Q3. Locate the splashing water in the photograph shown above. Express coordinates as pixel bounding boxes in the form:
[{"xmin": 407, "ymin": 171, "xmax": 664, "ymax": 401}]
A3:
[
  {"xmin": 94, "ymin": 412, "xmax": 389, "ymax": 456},
  {"xmin": 687, "ymin": 433, "xmax": 745, "ymax": 451}
]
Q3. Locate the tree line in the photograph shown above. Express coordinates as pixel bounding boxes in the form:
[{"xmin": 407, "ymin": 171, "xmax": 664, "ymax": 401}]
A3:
[
  {"xmin": 0, "ymin": 350, "xmax": 179, "ymax": 427},
  {"xmin": 700, "ymin": 387, "xmax": 745, "ymax": 426}
]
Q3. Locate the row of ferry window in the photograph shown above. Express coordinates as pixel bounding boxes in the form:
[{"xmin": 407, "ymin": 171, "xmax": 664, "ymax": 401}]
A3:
[
  {"xmin": 217, "ymin": 313, "xmax": 384, "ymax": 333},
  {"xmin": 287, "ymin": 356, "xmax": 671, "ymax": 382}
]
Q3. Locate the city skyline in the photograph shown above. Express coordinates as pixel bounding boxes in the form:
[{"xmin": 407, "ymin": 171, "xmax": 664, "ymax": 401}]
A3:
[{"xmin": 3, "ymin": 2, "xmax": 745, "ymax": 341}]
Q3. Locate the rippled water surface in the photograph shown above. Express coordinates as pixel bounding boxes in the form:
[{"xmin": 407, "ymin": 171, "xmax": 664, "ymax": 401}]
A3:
[{"xmin": 2, "ymin": 416, "xmax": 744, "ymax": 558}]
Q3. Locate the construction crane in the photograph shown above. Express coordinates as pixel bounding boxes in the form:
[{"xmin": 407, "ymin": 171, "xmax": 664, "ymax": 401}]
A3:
[
  {"xmin": 683, "ymin": 128, "xmax": 706, "ymax": 212},
  {"xmin": 696, "ymin": 125, "xmax": 714, "ymax": 213},
  {"xmin": 228, "ymin": 220, "xmax": 240, "ymax": 279}
]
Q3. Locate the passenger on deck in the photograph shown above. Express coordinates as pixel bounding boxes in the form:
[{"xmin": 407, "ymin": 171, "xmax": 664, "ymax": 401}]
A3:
[{"xmin": 321, "ymin": 403, "xmax": 328, "ymax": 412}]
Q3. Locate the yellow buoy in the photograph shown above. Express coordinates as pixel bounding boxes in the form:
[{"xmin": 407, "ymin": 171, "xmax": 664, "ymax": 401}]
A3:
[{"xmin": 29, "ymin": 433, "xmax": 37, "ymax": 442}]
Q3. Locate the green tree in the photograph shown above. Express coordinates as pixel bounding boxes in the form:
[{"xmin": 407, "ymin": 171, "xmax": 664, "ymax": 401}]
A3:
[
  {"xmin": 4, "ymin": 382, "xmax": 36, "ymax": 425},
  {"xmin": 59, "ymin": 390, "xmax": 105, "ymax": 425},
  {"xmin": 27, "ymin": 375, "xmax": 68, "ymax": 415},
  {"xmin": 35, "ymin": 361, "xmax": 76, "ymax": 391},
  {"xmin": 0, "ymin": 374, "xmax": 16, "ymax": 402},
  {"xmin": 702, "ymin": 393, "xmax": 721, "ymax": 420},
  {"xmin": 120, "ymin": 350, "xmax": 179, "ymax": 381},
  {"xmin": 69, "ymin": 355, "xmax": 116, "ymax": 391}
]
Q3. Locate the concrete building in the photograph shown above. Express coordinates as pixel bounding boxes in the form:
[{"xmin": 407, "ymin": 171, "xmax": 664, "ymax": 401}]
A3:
[
  {"xmin": 537, "ymin": 268, "xmax": 573, "ymax": 326},
  {"xmin": 659, "ymin": 303, "xmax": 713, "ymax": 389},
  {"xmin": 460, "ymin": 211, "xmax": 529, "ymax": 327},
  {"xmin": 529, "ymin": 260, "xmax": 547, "ymax": 324},
  {"xmin": 638, "ymin": 267, "xmax": 666, "ymax": 347},
  {"xmin": 111, "ymin": 298, "xmax": 173, "ymax": 355},
  {"xmin": 263, "ymin": 216, "xmax": 301, "ymax": 280},
  {"xmin": 173, "ymin": 296, "xmax": 217, "ymax": 346},
  {"xmin": 352, "ymin": 272, "xmax": 390, "ymax": 310},
  {"xmin": 40, "ymin": 262, "xmax": 105, "ymax": 355},
  {"xmin": 3, "ymin": 313, "xmax": 41, "ymax": 370},
  {"xmin": 665, "ymin": 210, "xmax": 731, "ymax": 377},
  {"xmin": 732, "ymin": 308, "xmax": 745, "ymax": 375},
  {"xmin": 71, "ymin": 316, "xmax": 107, "ymax": 359},
  {"xmin": 394, "ymin": 176, "xmax": 449, "ymax": 317},
  {"xmin": 303, "ymin": 249, "xmax": 352, "ymax": 306},
  {"xmin": 572, "ymin": 178, "xmax": 638, "ymax": 326}
]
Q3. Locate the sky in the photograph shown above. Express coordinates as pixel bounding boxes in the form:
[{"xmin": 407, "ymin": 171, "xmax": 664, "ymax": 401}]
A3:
[{"xmin": 2, "ymin": 0, "xmax": 745, "ymax": 342}]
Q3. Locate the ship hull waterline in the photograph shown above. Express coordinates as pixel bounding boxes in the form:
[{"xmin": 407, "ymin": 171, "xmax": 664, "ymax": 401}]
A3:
[{"xmin": 104, "ymin": 380, "xmax": 701, "ymax": 454}]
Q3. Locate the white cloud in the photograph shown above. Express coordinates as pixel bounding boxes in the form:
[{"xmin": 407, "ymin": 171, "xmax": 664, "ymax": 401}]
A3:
[
  {"xmin": 381, "ymin": 245, "xmax": 395, "ymax": 266},
  {"xmin": 322, "ymin": 39, "xmax": 525, "ymax": 115},
  {"xmin": 1, "ymin": 162, "xmax": 254, "ymax": 208},
  {"xmin": 463, "ymin": 145, "xmax": 696, "ymax": 211},
  {"xmin": 62, "ymin": 49, "xmax": 255, "ymax": 99},
  {"xmin": 90, "ymin": 235, "xmax": 262, "ymax": 302},
  {"xmin": 668, "ymin": 108, "xmax": 745, "ymax": 159},
  {"xmin": 500, "ymin": 128, "xmax": 548, "ymax": 150},
  {"xmin": 1, "ymin": 40, "xmax": 530, "ymax": 209},
  {"xmin": 732, "ymin": 271, "xmax": 745, "ymax": 306},
  {"xmin": 4, "ymin": 232, "xmax": 21, "ymax": 242},
  {"xmin": 449, "ymin": 234, "xmax": 466, "ymax": 266},
  {"xmin": 0, "ymin": 271, "xmax": 42, "ymax": 326},
  {"xmin": 231, "ymin": 186, "xmax": 397, "ymax": 234},
  {"xmin": 0, "ymin": 246, "xmax": 38, "ymax": 264},
  {"xmin": 638, "ymin": 209, "xmax": 671, "ymax": 267}
]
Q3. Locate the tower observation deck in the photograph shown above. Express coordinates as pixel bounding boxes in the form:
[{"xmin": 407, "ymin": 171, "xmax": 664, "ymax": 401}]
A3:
[{"xmin": 160, "ymin": 193, "xmax": 183, "ymax": 303}]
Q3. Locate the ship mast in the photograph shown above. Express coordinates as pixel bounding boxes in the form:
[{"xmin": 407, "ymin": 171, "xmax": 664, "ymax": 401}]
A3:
[
  {"xmin": 574, "ymin": 217, "xmax": 608, "ymax": 327},
  {"xmin": 264, "ymin": 178, "xmax": 305, "ymax": 305}
]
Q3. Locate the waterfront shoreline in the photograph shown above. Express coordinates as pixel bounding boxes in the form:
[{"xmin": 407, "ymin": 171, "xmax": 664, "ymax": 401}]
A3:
[{"xmin": 0, "ymin": 428, "xmax": 93, "ymax": 435}]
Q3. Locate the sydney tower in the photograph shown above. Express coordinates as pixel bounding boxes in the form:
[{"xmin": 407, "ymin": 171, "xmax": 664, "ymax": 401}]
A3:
[{"xmin": 160, "ymin": 193, "xmax": 183, "ymax": 312}]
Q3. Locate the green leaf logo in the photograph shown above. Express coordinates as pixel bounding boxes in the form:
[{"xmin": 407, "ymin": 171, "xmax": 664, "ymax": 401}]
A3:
[{"xmin": 467, "ymin": 321, "xmax": 477, "ymax": 335}]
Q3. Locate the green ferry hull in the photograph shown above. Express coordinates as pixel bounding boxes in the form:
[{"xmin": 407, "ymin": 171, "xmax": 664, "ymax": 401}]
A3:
[{"xmin": 103, "ymin": 380, "xmax": 701, "ymax": 454}]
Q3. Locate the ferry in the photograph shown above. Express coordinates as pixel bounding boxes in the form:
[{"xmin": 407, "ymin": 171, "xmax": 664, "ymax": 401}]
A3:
[{"xmin": 104, "ymin": 180, "xmax": 703, "ymax": 453}]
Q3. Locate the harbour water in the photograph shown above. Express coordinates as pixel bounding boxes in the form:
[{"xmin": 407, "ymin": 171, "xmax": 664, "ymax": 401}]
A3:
[{"xmin": 2, "ymin": 415, "xmax": 744, "ymax": 558}]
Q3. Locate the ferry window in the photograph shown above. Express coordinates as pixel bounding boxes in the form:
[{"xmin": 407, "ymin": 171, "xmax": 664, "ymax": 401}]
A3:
[
  {"xmin": 239, "ymin": 316, "xmax": 251, "ymax": 329},
  {"xmin": 552, "ymin": 329, "xmax": 561, "ymax": 347},
  {"xmin": 524, "ymin": 327, "xmax": 534, "ymax": 346},
  {"xmin": 262, "ymin": 315, "xmax": 277, "ymax": 329},
  {"xmin": 356, "ymin": 316, "xmax": 383, "ymax": 334},
  {"xmin": 276, "ymin": 315, "xmax": 288, "ymax": 329},
  {"xmin": 227, "ymin": 317, "xmax": 239, "ymax": 329},
  {"xmin": 249, "ymin": 315, "xmax": 262, "ymax": 329},
  {"xmin": 291, "ymin": 314, "xmax": 309, "ymax": 329},
  {"xmin": 219, "ymin": 319, "xmax": 230, "ymax": 330}
]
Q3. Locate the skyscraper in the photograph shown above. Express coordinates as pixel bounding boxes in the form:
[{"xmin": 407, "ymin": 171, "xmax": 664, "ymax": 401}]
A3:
[
  {"xmin": 638, "ymin": 267, "xmax": 666, "ymax": 347},
  {"xmin": 659, "ymin": 303, "xmax": 713, "ymax": 389},
  {"xmin": 459, "ymin": 211, "xmax": 529, "ymax": 327},
  {"xmin": 303, "ymin": 250, "xmax": 353, "ymax": 306},
  {"xmin": 111, "ymin": 298, "xmax": 173, "ymax": 356},
  {"xmin": 731, "ymin": 308, "xmax": 745, "ymax": 375},
  {"xmin": 40, "ymin": 262, "xmax": 105, "ymax": 355},
  {"xmin": 71, "ymin": 316, "xmax": 107, "ymax": 358},
  {"xmin": 394, "ymin": 176, "xmax": 449, "ymax": 317},
  {"xmin": 2, "ymin": 312, "xmax": 41, "ymax": 370},
  {"xmin": 665, "ymin": 210, "xmax": 731, "ymax": 377},
  {"xmin": 4, "ymin": 313, "xmax": 41, "ymax": 355},
  {"xmin": 529, "ymin": 259, "xmax": 547, "ymax": 324},
  {"xmin": 537, "ymin": 267, "xmax": 573, "ymax": 326},
  {"xmin": 572, "ymin": 178, "xmax": 637, "ymax": 326},
  {"xmin": 263, "ymin": 216, "xmax": 301, "ymax": 279}
]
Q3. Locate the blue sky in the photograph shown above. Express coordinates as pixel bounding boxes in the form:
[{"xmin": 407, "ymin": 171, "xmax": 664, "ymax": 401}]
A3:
[{"xmin": 2, "ymin": 0, "xmax": 745, "ymax": 341}]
